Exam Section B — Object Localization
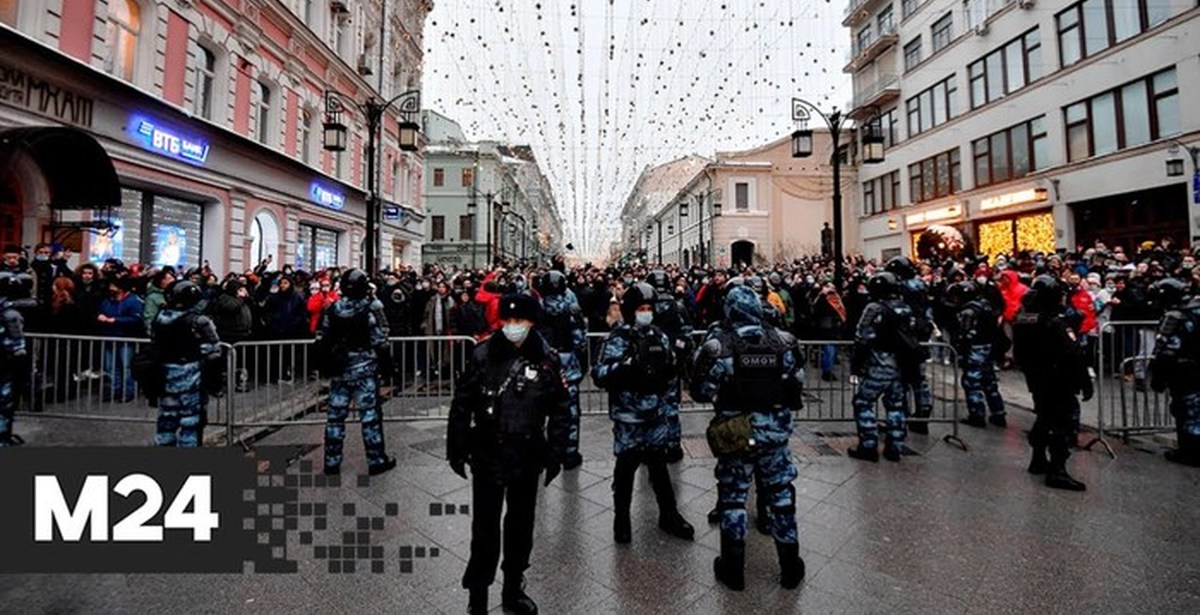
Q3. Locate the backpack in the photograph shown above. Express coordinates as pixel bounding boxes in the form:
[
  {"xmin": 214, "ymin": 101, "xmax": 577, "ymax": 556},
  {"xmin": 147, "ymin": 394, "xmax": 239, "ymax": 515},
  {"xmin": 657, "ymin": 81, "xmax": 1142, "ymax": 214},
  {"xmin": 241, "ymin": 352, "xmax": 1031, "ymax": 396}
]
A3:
[
  {"xmin": 314, "ymin": 306, "xmax": 371, "ymax": 378},
  {"xmin": 720, "ymin": 328, "xmax": 788, "ymax": 408},
  {"xmin": 627, "ymin": 326, "xmax": 674, "ymax": 392}
]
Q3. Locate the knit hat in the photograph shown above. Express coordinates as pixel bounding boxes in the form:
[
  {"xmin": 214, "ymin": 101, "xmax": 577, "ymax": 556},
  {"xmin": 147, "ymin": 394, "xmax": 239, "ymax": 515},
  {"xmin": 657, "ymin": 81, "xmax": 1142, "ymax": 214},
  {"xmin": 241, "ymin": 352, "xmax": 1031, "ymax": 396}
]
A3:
[{"xmin": 499, "ymin": 293, "xmax": 540, "ymax": 323}]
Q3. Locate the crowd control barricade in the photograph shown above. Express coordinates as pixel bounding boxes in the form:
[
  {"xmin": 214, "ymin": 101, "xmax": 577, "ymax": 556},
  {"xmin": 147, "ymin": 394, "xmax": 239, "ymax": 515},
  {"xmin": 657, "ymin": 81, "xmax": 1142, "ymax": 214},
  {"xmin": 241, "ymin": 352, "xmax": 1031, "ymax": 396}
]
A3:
[
  {"xmin": 1088, "ymin": 320, "xmax": 1166, "ymax": 458},
  {"xmin": 18, "ymin": 334, "xmax": 234, "ymax": 446}
]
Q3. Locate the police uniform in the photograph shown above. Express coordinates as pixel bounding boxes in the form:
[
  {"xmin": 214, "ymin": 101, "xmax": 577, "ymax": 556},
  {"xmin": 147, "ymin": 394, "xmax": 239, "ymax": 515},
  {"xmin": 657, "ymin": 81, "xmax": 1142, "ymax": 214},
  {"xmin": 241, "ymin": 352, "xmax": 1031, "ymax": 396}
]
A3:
[
  {"xmin": 850, "ymin": 271, "xmax": 921, "ymax": 462},
  {"xmin": 1148, "ymin": 278, "xmax": 1200, "ymax": 467},
  {"xmin": 646, "ymin": 270, "xmax": 693, "ymax": 462},
  {"xmin": 447, "ymin": 294, "xmax": 571, "ymax": 615},
  {"xmin": 315, "ymin": 269, "xmax": 396, "ymax": 475},
  {"xmin": 151, "ymin": 281, "xmax": 223, "ymax": 448},
  {"xmin": 691, "ymin": 285, "xmax": 806, "ymax": 591},
  {"xmin": 592, "ymin": 282, "xmax": 694, "ymax": 545},
  {"xmin": 534, "ymin": 271, "xmax": 588, "ymax": 469},
  {"xmin": 0, "ymin": 272, "xmax": 29, "ymax": 446},
  {"xmin": 950, "ymin": 282, "xmax": 1007, "ymax": 428},
  {"xmin": 1013, "ymin": 276, "xmax": 1090, "ymax": 491},
  {"xmin": 886, "ymin": 257, "xmax": 935, "ymax": 434}
]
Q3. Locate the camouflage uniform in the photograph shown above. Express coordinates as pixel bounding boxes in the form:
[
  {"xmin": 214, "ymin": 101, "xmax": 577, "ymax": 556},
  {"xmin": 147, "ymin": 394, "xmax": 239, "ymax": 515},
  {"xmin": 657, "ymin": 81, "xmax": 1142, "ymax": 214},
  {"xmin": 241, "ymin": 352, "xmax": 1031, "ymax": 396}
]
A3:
[
  {"xmin": 592, "ymin": 323, "xmax": 679, "ymax": 457},
  {"xmin": 151, "ymin": 307, "xmax": 222, "ymax": 447},
  {"xmin": 0, "ymin": 296, "xmax": 26, "ymax": 446},
  {"xmin": 1150, "ymin": 296, "xmax": 1200, "ymax": 466},
  {"xmin": 954, "ymin": 297, "xmax": 1006, "ymax": 424},
  {"xmin": 851, "ymin": 297, "xmax": 914, "ymax": 457},
  {"xmin": 652, "ymin": 295, "xmax": 692, "ymax": 457},
  {"xmin": 537, "ymin": 289, "xmax": 588, "ymax": 463}
]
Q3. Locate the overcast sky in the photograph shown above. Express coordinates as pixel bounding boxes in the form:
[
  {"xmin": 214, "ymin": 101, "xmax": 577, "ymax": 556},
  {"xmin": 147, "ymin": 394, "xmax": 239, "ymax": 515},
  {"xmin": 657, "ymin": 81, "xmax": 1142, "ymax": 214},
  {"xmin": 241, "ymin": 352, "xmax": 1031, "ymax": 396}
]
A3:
[{"xmin": 423, "ymin": 0, "xmax": 852, "ymax": 258}]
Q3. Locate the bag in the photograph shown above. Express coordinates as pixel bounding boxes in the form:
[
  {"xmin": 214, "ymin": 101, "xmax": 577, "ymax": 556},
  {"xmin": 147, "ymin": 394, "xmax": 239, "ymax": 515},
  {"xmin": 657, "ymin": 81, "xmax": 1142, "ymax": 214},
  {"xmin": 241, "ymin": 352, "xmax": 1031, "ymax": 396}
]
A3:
[
  {"xmin": 130, "ymin": 344, "xmax": 165, "ymax": 399},
  {"xmin": 629, "ymin": 327, "xmax": 674, "ymax": 392},
  {"xmin": 721, "ymin": 329, "xmax": 788, "ymax": 407},
  {"xmin": 706, "ymin": 414, "xmax": 753, "ymax": 457}
]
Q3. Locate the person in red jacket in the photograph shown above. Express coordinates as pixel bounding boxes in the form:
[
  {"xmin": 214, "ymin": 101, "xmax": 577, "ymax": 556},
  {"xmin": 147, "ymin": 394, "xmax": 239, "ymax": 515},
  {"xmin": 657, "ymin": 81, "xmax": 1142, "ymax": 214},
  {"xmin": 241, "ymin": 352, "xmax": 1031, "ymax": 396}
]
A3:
[
  {"xmin": 474, "ymin": 271, "xmax": 504, "ymax": 333},
  {"xmin": 1066, "ymin": 272, "xmax": 1097, "ymax": 354},
  {"xmin": 306, "ymin": 276, "xmax": 340, "ymax": 334},
  {"xmin": 997, "ymin": 269, "xmax": 1028, "ymax": 368}
]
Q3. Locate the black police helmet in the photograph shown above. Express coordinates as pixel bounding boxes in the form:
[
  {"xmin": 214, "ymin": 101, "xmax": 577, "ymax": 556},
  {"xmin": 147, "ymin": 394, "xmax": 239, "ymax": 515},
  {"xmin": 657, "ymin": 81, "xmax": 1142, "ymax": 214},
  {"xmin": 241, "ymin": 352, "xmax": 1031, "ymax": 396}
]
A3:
[
  {"xmin": 0, "ymin": 271, "xmax": 29, "ymax": 300},
  {"xmin": 746, "ymin": 275, "xmax": 766, "ymax": 296},
  {"xmin": 534, "ymin": 270, "xmax": 568, "ymax": 297},
  {"xmin": 339, "ymin": 268, "xmax": 370, "ymax": 300},
  {"xmin": 1149, "ymin": 277, "xmax": 1190, "ymax": 309},
  {"xmin": 620, "ymin": 282, "xmax": 656, "ymax": 324},
  {"xmin": 885, "ymin": 255, "xmax": 917, "ymax": 280},
  {"xmin": 166, "ymin": 280, "xmax": 203, "ymax": 310},
  {"xmin": 1028, "ymin": 274, "xmax": 1064, "ymax": 312},
  {"xmin": 867, "ymin": 271, "xmax": 901, "ymax": 299},
  {"xmin": 945, "ymin": 281, "xmax": 977, "ymax": 306},
  {"xmin": 645, "ymin": 270, "xmax": 670, "ymax": 291}
]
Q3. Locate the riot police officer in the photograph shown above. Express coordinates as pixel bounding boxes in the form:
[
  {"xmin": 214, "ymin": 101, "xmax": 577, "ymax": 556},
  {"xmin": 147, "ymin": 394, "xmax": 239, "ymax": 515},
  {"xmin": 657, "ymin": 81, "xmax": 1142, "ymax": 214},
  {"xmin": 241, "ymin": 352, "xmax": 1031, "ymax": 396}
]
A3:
[
  {"xmin": 1013, "ymin": 275, "xmax": 1091, "ymax": 491},
  {"xmin": 0, "ymin": 272, "xmax": 29, "ymax": 446},
  {"xmin": 849, "ymin": 271, "xmax": 924, "ymax": 462},
  {"xmin": 1148, "ymin": 278, "xmax": 1200, "ymax": 466},
  {"xmin": 314, "ymin": 269, "xmax": 396, "ymax": 475},
  {"xmin": 534, "ymin": 269, "xmax": 588, "ymax": 469},
  {"xmin": 592, "ymin": 282, "xmax": 695, "ymax": 545},
  {"xmin": 948, "ymin": 281, "xmax": 1007, "ymax": 428},
  {"xmin": 447, "ymin": 294, "xmax": 571, "ymax": 615},
  {"xmin": 150, "ymin": 281, "xmax": 223, "ymax": 447},
  {"xmin": 691, "ymin": 285, "xmax": 806, "ymax": 590},
  {"xmin": 646, "ymin": 269, "xmax": 692, "ymax": 462},
  {"xmin": 885, "ymin": 256, "xmax": 935, "ymax": 434}
]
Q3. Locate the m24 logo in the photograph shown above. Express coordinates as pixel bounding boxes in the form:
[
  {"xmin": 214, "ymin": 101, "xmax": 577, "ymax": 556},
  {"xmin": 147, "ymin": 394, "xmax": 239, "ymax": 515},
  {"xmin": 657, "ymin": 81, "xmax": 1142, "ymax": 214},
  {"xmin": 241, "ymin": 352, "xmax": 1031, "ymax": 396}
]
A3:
[{"xmin": 34, "ymin": 474, "xmax": 220, "ymax": 542}]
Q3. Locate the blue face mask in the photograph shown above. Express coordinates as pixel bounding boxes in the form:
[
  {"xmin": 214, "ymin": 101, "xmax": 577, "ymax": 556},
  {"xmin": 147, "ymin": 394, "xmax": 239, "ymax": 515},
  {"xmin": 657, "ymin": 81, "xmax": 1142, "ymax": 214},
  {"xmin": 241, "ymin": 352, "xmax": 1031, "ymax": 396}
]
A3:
[
  {"xmin": 35, "ymin": 254, "xmax": 49, "ymax": 262},
  {"xmin": 502, "ymin": 322, "xmax": 530, "ymax": 344},
  {"xmin": 634, "ymin": 311, "xmax": 654, "ymax": 327}
]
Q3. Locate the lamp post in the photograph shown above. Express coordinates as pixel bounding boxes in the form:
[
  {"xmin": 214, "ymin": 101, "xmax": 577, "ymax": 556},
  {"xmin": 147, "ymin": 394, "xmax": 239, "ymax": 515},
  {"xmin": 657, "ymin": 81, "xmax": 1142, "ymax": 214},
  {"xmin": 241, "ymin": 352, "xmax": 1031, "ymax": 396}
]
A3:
[
  {"xmin": 656, "ymin": 219, "xmax": 663, "ymax": 265},
  {"xmin": 790, "ymin": 98, "xmax": 884, "ymax": 289},
  {"xmin": 678, "ymin": 200, "xmax": 688, "ymax": 266},
  {"xmin": 322, "ymin": 89, "xmax": 420, "ymax": 275},
  {"xmin": 467, "ymin": 195, "xmax": 478, "ymax": 269}
]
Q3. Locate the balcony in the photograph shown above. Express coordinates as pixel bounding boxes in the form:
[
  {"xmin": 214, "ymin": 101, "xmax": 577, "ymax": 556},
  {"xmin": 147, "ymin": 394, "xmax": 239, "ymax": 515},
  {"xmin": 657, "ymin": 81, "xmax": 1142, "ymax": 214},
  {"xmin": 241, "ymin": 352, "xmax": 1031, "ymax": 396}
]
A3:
[
  {"xmin": 843, "ymin": 0, "xmax": 890, "ymax": 27},
  {"xmin": 851, "ymin": 73, "xmax": 901, "ymax": 113},
  {"xmin": 843, "ymin": 23, "xmax": 898, "ymax": 73}
]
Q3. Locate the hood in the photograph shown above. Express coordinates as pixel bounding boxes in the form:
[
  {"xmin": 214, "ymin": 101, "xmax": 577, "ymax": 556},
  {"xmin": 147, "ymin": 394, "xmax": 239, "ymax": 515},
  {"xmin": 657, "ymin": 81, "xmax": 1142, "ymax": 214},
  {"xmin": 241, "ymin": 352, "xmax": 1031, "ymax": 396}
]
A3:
[
  {"xmin": 724, "ymin": 286, "xmax": 763, "ymax": 326},
  {"xmin": 156, "ymin": 307, "xmax": 195, "ymax": 324},
  {"xmin": 330, "ymin": 297, "xmax": 373, "ymax": 318}
]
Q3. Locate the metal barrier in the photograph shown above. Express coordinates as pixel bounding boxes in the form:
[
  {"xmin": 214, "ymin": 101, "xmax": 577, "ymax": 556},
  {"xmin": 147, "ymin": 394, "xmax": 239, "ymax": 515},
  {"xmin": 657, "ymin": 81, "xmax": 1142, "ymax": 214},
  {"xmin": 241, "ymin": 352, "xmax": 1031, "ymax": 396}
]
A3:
[{"xmin": 1088, "ymin": 320, "xmax": 1168, "ymax": 457}]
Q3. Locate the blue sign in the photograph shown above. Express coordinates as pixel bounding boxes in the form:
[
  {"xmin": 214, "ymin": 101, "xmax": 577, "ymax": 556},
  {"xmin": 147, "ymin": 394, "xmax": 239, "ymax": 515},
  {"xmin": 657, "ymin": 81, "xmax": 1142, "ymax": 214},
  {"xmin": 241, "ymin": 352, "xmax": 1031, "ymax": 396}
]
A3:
[
  {"xmin": 383, "ymin": 205, "xmax": 400, "ymax": 221},
  {"xmin": 309, "ymin": 183, "xmax": 345, "ymax": 210},
  {"xmin": 130, "ymin": 116, "xmax": 210, "ymax": 165},
  {"xmin": 1193, "ymin": 170, "xmax": 1199, "ymax": 205}
]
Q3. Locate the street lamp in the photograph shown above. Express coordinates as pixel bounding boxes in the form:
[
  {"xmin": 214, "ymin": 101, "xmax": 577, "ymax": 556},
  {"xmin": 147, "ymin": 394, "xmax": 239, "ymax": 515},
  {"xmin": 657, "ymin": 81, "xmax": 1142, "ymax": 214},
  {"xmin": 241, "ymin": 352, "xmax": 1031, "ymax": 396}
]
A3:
[
  {"xmin": 322, "ymin": 88, "xmax": 421, "ymax": 275},
  {"xmin": 467, "ymin": 196, "xmax": 478, "ymax": 269},
  {"xmin": 1165, "ymin": 141, "xmax": 1198, "ymax": 178},
  {"xmin": 790, "ymin": 97, "xmax": 884, "ymax": 289}
]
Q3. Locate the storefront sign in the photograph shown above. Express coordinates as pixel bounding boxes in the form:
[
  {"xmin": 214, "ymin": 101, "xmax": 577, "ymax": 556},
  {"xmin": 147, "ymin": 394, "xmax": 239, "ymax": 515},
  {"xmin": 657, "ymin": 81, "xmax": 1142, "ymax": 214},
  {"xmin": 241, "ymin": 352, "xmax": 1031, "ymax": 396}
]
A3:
[
  {"xmin": 979, "ymin": 187, "xmax": 1048, "ymax": 212},
  {"xmin": 904, "ymin": 204, "xmax": 962, "ymax": 227},
  {"xmin": 383, "ymin": 205, "xmax": 400, "ymax": 221},
  {"xmin": 309, "ymin": 183, "xmax": 345, "ymax": 210},
  {"xmin": 130, "ymin": 117, "xmax": 210, "ymax": 165},
  {"xmin": 0, "ymin": 61, "xmax": 94, "ymax": 128}
]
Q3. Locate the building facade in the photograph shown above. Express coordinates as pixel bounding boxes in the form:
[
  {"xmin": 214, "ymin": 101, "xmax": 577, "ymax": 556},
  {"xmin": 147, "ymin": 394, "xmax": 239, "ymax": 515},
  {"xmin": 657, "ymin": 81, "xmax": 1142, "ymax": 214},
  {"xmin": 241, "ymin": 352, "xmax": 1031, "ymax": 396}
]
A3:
[
  {"xmin": 619, "ymin": 154, "xmax": 710, "ymax": 262},
  {"xmin": 420, "ymin": 110, "xmax": 560, "ymax": 268},
  {"xmin": 846, "ymin": 0, "xmax": 1197, "ymax": 260},
  {"xmin": 0, "ymin": 0, "xmax": 431, "ymax": 275}
]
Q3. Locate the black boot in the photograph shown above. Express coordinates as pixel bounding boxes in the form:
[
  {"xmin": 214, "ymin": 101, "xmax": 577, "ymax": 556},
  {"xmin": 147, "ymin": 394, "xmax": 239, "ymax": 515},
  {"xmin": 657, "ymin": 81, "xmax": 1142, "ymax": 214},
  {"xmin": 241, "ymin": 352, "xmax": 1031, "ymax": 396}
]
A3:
[
  {"xmin": 713, "ymin": 535, "xmax": 745, "ymax": 591},
  {"xmin": 501, "ymin": 576, "xmax": 537, "ymax": 615},
  {"xmin": 959, "ymin": 415, "xmax": 987, "ymax": 428},
  {"xmin": 658, "ymin": 512, "xmax": 695, "ymax": 541},
  {"xmin": 883, "ymin": 445, "xmax": 902, "ymax": 462},
  {"xmin": 563, "ymin": 452, "xmax": 583, "ymax": 470},
  {"xmin": 648, "ymin": 461, "xmax": 693, "ymax": 540},
  {"xmin": 1027, "ymin": 446, "xmax": 1049, "ymax": 475},
  {"xmin": 665, "ymin": 446, "xmax": 684, "ymax": 463},
  {"xmin": 1044, "ymin": 446, "xmax": 1085, "ymax": 491},
  {"xmin": 612, "ymin": 456, "xmax": 636, "ymax": 544},
  {"xmin": 776, "ymin": 542, "xmax": 806, "ymax": 589},
  {"xmin": 847, "ymin": 444, "xmax": 879, "ymax": 462},
  {"xmin": 909, "ymin": 406, "xmax": 932, "ymax": 435},
  {"xmin": 467, "ymin": 587, "xmax": 488, "ymax": 615},
  {"xmin": 707, "ymin": 506, "xmax": 721, "ymax": 525},
  {"xmin": 1165, "ymin": 434, "xmax": 1200, "ymax": 467},
  {"xmin": 614, "ymin": 510, "xmax": 632, "ymax": 544},
  {"xmin": 368, "ymin": 455, "xmax": 397, "ymax": 476},
  {"xmin": 989, "ymin": 414, "xmax": 1008, "ymax": 428}
]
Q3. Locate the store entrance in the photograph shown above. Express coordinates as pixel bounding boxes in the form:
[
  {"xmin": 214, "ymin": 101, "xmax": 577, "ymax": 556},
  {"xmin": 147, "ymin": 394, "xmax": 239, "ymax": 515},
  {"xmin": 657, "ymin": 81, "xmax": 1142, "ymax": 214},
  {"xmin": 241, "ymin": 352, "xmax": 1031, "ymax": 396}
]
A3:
[{"xmin": 1072, "ymin": 183, "xmax": 1187, "ymax": 251}]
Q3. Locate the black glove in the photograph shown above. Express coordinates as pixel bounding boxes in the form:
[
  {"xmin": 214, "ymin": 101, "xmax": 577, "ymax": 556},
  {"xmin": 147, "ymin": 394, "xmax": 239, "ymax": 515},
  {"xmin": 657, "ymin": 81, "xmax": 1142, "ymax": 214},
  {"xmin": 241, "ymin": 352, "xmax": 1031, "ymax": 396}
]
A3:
[
  {"xmin": 450, "ymin": 457, "xmax": 467, "ymax": 479},
  {"xmin": 376, "ymin": 345, "xmax": 395, "ymax": 378},
  {"xmin": 543, "ymin": 461, "xmax": 561, "ymax": 486},
  {"xmin": 1080, "ymin": 379, "xmax": 1094, "ymax": 402}
]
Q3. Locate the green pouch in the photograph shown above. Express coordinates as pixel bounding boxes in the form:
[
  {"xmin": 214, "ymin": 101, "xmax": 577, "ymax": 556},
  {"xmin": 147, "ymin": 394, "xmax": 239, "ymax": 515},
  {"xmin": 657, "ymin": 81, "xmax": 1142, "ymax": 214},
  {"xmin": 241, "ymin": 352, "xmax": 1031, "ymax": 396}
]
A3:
[{"xmin": 706, "ymin": 414, "xmax": 753, "ymax": 457}]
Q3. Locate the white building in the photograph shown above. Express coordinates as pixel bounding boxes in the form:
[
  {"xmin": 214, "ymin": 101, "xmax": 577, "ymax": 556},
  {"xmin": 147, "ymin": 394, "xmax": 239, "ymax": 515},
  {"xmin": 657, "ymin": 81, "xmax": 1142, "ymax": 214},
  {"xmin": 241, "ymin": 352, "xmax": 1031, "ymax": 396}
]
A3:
[{"xmin": 845, "ymin": 0, "xmax": 1197, "ymax": 260}]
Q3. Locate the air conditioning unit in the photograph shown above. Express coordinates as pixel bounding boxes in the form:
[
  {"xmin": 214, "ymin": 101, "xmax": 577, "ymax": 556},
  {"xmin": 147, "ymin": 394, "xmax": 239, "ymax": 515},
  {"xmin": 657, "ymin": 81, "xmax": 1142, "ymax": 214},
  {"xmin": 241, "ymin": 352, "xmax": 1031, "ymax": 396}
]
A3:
[
  {"xmin": 357, "ymin": 54, "xmax": 373, "ymax": 76},
  {"xmin": 329, "ymin": 0, "xmax": 349, "ymax": 14},
  {"xmin": 1018, "ymin": 0, "xmax": 1035, "ymax": 8},
  {"xmin": 974, "ymin": 23, "xmax": 989, "ymax": 36}
]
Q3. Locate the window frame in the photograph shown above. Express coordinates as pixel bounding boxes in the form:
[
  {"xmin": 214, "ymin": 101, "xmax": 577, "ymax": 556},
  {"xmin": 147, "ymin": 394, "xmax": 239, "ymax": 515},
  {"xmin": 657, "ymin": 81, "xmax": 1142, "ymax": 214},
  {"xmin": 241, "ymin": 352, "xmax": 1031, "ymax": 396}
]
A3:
[
  {"xmin": 461, "ymin": 167, "xmax": 474, "ymax": 188},
  {"xmin": 973, "ymin": 115, "xmax": 1048, "ymax": 187},
  {"xmin": 195, "ymin": 45, "xmax": 216, "ymax": 120},
  {"xmin": 107, "ymin": 0, "xmax": 140, "ymax": 82},
  {"xmin": 459, "ymin": 214, "xmax": 474, "ymax": 241},
  {"xmin": 433, "ymin": 168, "xmax": 445, "ymax": 187},
  {"xmin": 254, "ymin": 81, "xmax": 272, "ymax": 145},
  {"xmin": 431, "ymin": 215, "xmax": 445, "ymax": 241},
  {"xmin": 1062, "ymin": 68, "xmax": 1179, "ymax": 162},
  {"xmin": 905, "ymin": 74, "xmax": 957, "ymax": 137},
  {"xmin": 931, "ymin": 12, "xmax": 953, "ymax": 52},
  {"xmin": 903, "ymin": 36, "xmax": 923, "ymax": 71}
]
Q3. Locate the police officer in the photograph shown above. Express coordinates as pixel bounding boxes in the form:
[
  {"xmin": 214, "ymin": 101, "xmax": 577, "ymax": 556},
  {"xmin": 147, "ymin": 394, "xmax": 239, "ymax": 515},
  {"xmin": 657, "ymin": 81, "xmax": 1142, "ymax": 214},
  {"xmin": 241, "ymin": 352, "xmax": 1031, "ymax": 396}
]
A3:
[
  {"xmin": 150, "ymin": 281, "xmax": 223, "ymax": 447},
  {"xmin": 315, "ymin": 269, "xmax": 396, "ymax": 476},
  {"xmin": 0, "ymin": 272, "xmax": 29, "ymax": 446},
  {"xmin": 885, "ymin": 256, "xmax": 936, "ymax": 434},
  {"xmin": 592, "ymin": 282, "xmax": 695, "ymax": 545},
  {"xmin": 447, "ymin": 294, "xmax": 571, "ymax": 615},
  {"xmin": 1013, "ymin": 275, "xmax": 1091, "ymax": 491},
  {"xmin": 691, "ymin": 285, "xmax": 806, "ymax": 590},
  {"xmin": 1148, "ymin": 278, "xmax": 1200, "ymax": 467},
  {"xmin": 646, "ymin": 269, "xmax": 692, "ymax": 462},
  {"xmin": 534, "ymin": 269, "xmax": 588, "ymax": 469},
  {"xmin": 948, "ymin": 281, "xmax": 1007, "ymax": 428},
  {"xmin": 849, "ymin": 271, "xmax": 923, "ymax": 462}
]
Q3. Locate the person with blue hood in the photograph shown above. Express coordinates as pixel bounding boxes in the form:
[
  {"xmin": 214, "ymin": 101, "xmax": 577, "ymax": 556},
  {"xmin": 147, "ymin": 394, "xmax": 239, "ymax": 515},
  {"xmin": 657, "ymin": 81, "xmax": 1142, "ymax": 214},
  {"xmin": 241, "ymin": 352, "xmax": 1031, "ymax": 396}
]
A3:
[
  {"xmin": 592, "ymin": 282, "xmax": 695, "ymax": 545},
  {"xmin": 534, "ymin": 269, "xmax": 589, "ymax": 469},
  {"xmin": 149, "ymin": 280, "xmax": 223, "ymax": 447},
  {"xmin": 691, "ymin": 285, "xmax": 806, "ymax": 591}
]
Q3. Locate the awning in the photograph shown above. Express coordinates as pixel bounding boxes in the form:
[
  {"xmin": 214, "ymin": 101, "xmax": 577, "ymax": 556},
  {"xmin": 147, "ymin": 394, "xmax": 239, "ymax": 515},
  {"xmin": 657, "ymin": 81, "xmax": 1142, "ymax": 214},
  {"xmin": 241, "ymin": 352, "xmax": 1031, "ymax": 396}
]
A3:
[{"xmin": 0, "ymin": 126, "xmax": 121, "ymax": 210}]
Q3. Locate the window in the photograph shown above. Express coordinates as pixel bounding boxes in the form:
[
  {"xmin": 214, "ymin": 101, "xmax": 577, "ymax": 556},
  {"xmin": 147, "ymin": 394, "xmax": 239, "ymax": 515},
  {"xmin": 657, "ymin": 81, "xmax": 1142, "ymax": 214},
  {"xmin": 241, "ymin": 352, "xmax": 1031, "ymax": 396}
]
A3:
[
  {"xmin": 877, "ymin": 6, "xmax": 894, "ymax": 32},
  {"xmin": 902, "ymin": 0, "xmax": 920, "ymax": 19},
  {"xmin": 908, "ymin": 148, "xmax": 961, "ymax": 203},
  {"xmin": 905, "ymin": 74, "xmax": 957, "ymax": 136},
  {"xmin": 862, "ymin": 171, "xmax": 902, "ymax": 216},
  {"xmin": 334, "ymin": 16, "xmax": 349, "ymax": 58},
  {"xmin": 300, "ymin": 110, "xmax": 313, "ymax": 164},
  {"xmin": 303, "ymin": 0, "xmax": 314, "ymax": 24},
  {"xmin": 1057, "ymin": 0, "xmax": 1175, "ymax": 68},
  {"xmin": 297, "ymin": 224, "xmax": 339, "ymax": 271},
  {"xmin": 195, "ymin": 46, "xmax": 216, "ymax": 120},
  {"xmin": 931, "ymin": 13, "xmax": 953, "ymax": 52},
  {"xmin": 106, "ymin": 0, "xmax": 140, "ymax": 82},
  {"xmin": 433, "ymin": 168, "xmax": 445, "ymax": 187},
  {"xmin": 391, "ymin": 159, "xmax": 400, "ymax": 200},
  {"xmin": 1063, "ymin": 68, "xmax": 1179, "ymax": 162},
  {"xmin": 734, "ymin": 182, "xmax": 750, "ymax": 211},
  {"xmin": 973, "ymin": 116, "xmax": 1048, "ymax": 187},
  {"xmin": 856, "ymin": 27, "xmax": 873, "ymax": 53},
  {"xmin": 459, "ymin": 215, "xmax": 474, "ymax": 240},
  {"xmin": 968, "ymin": 28, "xmax": 1042, "ymax": 110},
  {"xmin": 903, "ymin": 37, "xmax": 923, "ymax": 71},
  {"xmin": 880, "ymin": 107, "xmax": 900, "ymax": 149},
  {"xmin": 431, "ymin": 216, "xmax": 445, "ymax": 240},
  {"xmin": 461, "ymin": 167, "xmax": 474, "ymax": 187},
  {"xmin": 249, "ymin": 211, "xmax": 280, "ymax": 267},
  {"xmin": 254, "ymin": 82, "xmax": 271, "ymax": 144}
]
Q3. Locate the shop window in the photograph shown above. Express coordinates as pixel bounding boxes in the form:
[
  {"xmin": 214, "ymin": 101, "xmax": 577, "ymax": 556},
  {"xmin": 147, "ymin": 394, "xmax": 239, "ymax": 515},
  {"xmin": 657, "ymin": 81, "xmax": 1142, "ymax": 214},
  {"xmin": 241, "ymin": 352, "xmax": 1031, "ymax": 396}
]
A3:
[
  {"xmin": 297, "ymin": 224, "xmax": 339, "ymax": 271},
  {"xmin": 249, "ymin": 211, "xmax": 280, "ymax": 269},
  {"xmin": 151, "ymin": 195, "xmax": 203, "ymax": 269},
  {"xmin": 106, "ymin": 0, "xmax": 140, "ymax": 82},
  {"xmin": 977, "ymin": 212, "xmax": 1056, "ymax": 260},
  {"xmin": 195, "ymin": 46, "xmax": 217, "ymax": 120}
]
